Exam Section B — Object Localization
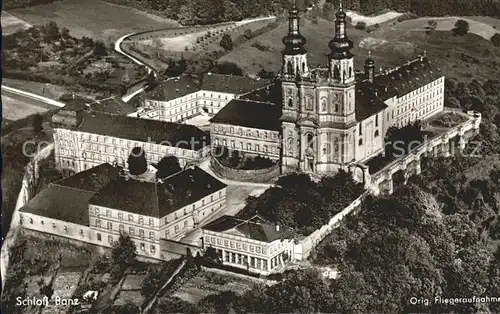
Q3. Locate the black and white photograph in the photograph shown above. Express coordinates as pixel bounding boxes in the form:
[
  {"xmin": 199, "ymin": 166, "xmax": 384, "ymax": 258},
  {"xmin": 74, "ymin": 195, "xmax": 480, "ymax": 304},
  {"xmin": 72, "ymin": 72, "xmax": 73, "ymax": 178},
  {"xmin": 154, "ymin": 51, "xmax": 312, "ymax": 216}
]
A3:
[{"xmin": 1, "ymin": 0, "xmax": 500, "ymax": 313}]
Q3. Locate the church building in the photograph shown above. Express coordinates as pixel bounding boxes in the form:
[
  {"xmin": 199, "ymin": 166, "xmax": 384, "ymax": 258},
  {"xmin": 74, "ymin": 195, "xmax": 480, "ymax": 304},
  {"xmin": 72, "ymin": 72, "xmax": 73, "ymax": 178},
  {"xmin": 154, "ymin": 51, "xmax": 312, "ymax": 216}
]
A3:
[{"xmin": 209, "ymin": 1, "xmax": 445, "ymax": 175}]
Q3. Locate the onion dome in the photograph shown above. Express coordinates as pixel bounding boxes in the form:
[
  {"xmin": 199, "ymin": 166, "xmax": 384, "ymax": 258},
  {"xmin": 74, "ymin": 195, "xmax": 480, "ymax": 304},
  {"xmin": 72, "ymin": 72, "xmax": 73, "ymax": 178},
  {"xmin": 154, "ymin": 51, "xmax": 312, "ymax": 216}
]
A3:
[
  {"xmin": 328, "ymin": 0, "xmax": 354, "ymax": 57},
  {"xmin": 365, "ymin": 51, "xmax": 375, "ymax": 66},
  {"xmin": 282, "ymin": 1, "xmax": 307, "ymax": 55}
]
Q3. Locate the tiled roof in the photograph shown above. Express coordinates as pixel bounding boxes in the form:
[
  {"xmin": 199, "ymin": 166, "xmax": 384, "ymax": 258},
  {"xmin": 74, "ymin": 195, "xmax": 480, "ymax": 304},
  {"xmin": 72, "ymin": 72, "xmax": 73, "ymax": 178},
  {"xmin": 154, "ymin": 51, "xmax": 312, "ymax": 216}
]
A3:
[
  {"xmin": 19, "ymin": 163, "xmax": 122, "ymax": 225},
  {"xmin": 203, "ymin": 215, "xmax": 292, "ymax": 243},
  {"xmin": 355, "ymin": 81, "xmax": 388, "ymax": 122},
  {"xmin": 53, "ymin": 163, "xmax": 122, "ymax": 192},
  {"xmin": 20, "ymin": 186, "xmax": 94, "ymax": 225},
  {"xmin": 199, "ymin": 73, "xmax": 271, "ymax": 94},
  {"xmin": 89, "ymin": 166, "xmax": 227, "ymax": 218},
  {"xmin": 145, "ymin": 76, "xmax": 199, "ymax": 101},
  {"xmin": 239, "ymin": 81, "xmax": 282, "ymax": 105},
  {"xmin": 76, "ymin": 111, "xmax": 209, "ymax": 150},
  {"xmin": 89, "ymin": 97, "xmax": 138, "ymax": 116},
  {"xmin": 370, "ymin": 57, "xmax": 444, "ymax": 100},
  {"xmin": 209, "ymin": 99, "xmax": 282, "ymax": 131}
]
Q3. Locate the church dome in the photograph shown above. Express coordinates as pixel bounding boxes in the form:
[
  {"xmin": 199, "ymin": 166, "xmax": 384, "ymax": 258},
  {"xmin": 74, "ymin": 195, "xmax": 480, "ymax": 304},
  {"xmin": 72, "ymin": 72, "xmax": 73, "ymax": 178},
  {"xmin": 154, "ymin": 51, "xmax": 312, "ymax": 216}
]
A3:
[
  {"xmin": 282, "ymin": 33, "xmax": 307, "ymax": 53},
  {"xmin": 328, "ymin": 36, "xmax": 353, "ymax": 52}
]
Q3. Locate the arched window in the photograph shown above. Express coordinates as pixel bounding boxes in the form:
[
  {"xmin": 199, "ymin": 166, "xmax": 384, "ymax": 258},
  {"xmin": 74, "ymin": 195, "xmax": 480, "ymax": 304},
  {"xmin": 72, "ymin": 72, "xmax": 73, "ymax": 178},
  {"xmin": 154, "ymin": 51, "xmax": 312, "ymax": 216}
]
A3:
[
  {"xmin": 302, "ymin": 62, "xmax": 305, "ymax": 72},
  {"xmin": 307, "ymin": 133, "xmax": 314, "ymax": 149},
  {"xmin": 288, "ymin": 98, "xmax": 293, "ymax": 107},
  {"xmin": 287, "ymin": 61, "xmax": 293, "ymax": 74},
  {"xmin": 335, "ymin": 102, "xmax": 339, "ymax": 112},
  {"xmin": 343, "ymin": 70, "xmax": 346, "ymax": 83},
  {"xmin": 305, "ymin": 96, "xmax": 313, "ymax": 110},
  {"xmin": 349, "ymin": 67, "xmax": 352, "ymax": 78},
  {"xmin": 321, "ymin": 99, "xmax": 327, "ymax": 111},
  {"xmin": 334, "ymin": 65, "xmax": 340, "ymax": 79}
]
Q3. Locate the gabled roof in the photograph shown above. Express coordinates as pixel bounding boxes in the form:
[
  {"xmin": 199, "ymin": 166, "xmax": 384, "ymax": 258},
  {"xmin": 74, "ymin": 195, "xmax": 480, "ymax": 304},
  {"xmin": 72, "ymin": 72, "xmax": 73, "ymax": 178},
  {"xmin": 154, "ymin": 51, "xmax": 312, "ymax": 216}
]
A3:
[
  {"xmin": 203, "ymin": 215, "xmax": 293, "ymax": 243},
  {"xmin": 145, "ymin": 76, "xmax": 199, "ymax": 101},
  {"xmin": 209, "ymin": 99, "xmax": 282, "ymax": 131},
  {"xmin": 19, "ymin": 163, "xmax": 121, "ymax": 225},
  {"xmin": 89, "ymin": 166, "xmax": 227, "ymax": 218},
  {"xmin": 199, "ymin": 73, "xmax": 271, "ymax": 94},
  {"xmin": 76, "ymin": 111, "xmax": 209, "ymax": 150},
  {"xmin": 89, "ymin": 97, "xmax": 138, "ymax": 116},
  {"xmin": 370, "ymin": 57, "xmax": 444, "ymax": 100},
  {"xmin": 20, "ymin": 186, "xmax": 94, "ymax": 225},
  {"xmin": 53, "ymin": 163, "xmax": 122, "ymax": 192},
  {"xmin": 355, "ymin": 81, "xmax": 388, "ymax": 122}
]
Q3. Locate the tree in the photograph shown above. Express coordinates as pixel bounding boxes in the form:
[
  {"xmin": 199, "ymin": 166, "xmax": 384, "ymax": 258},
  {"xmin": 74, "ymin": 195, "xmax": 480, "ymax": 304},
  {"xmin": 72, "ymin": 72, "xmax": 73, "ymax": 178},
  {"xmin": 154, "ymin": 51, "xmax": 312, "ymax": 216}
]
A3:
[
  {"xmin": 43, "ymin": 21, "xmax": 60, "ymax": 42},
  {"xmin": 61, "ymin": 27, "xmax": 70, "ymax": 40},
  {"xmin": 32, "ymin": 114, "xmax": 43, "ymax": 134},
  {"xmin": 219, "ymin": 34, "xmax": 233, "ymax": 50},
  {"xmin": 355, "ymin": 21, "xmax": 367, "ymax": 30},
  {"xmin": 491, "ymin": 33, "xmax": 500, "ymax": 47},
  {"xmin": 128, "ymin": 147, "xmax": 147, "ymax": 175},
  {"xmin": 111, "ymin": 234, "xmax": 136, "ymax": 267},
  {"xmin": 156, "ymin": 156, "xmax": 181, "ymax": 179},
  {"xmin": 453, "ymin": 19, "xmax": 469, "ymax": 36},
  {"xmin": 211, "ymin": 62, "xmax": 243, "ymax": 76},
  {"xmin": 257, "ymin": 68, "xmax": 276, "ymax": 79},
  {"xmin": 93, "ymin": 41, "xmax": 108, "ymax": 57}
]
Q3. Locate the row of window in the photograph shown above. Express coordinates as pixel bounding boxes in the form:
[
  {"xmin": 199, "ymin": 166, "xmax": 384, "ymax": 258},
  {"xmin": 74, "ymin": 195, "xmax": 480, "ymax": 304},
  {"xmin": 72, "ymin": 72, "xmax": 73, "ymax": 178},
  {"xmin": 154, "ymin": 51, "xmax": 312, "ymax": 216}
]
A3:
[
  {"xmin": 213, "ymin": 125, "xmax": 277, "ymax": 140},
  {"xmin": 92, "ymin": 208, "xmax": 155, "ymax": 225},
  {"xmin": 398, "ymin": 78, "xmax": 444, "ymax": 102},
  {"xmin": 214, "ymin": 138, "xmax": 277, "ymax": 154},
  {"xmin": 25, "ymin": 217, "xmax": 84, "ymax": 236},
  {"xmin": 206, "ymin": 235, "xmax": 268, "ymax": 255},
  {"xmin": 94, "ymin": 219, "xmax": 157, "ymax": 239},
  {"xmin": 97, "ymin": 233, "xmax": 156, "ymax": 254}
]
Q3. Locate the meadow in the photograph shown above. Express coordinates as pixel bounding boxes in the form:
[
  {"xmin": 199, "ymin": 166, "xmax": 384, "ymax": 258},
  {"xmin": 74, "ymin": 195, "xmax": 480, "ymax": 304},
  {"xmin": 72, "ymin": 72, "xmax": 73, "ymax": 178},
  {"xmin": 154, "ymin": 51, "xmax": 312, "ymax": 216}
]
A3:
[
  {"xmin": 6, "ymin": 0, "xmax": 180, "ymax": 42},
  {"xmin": 220, "ymin": 15, "xmax": 500, "ymax": 83}
]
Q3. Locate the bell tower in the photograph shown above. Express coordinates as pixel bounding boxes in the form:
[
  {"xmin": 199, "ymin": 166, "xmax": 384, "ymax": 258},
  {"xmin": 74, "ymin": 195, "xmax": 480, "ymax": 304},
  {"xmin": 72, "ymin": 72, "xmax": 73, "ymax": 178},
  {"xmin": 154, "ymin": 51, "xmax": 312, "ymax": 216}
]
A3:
[
  {"xmin": 281, "ymin": 0, "xmax": 309, "ymax": 173},
  {"xmin": 281, "ymin": 0, "xmax": 308, "ymax": 79},
  {"xmin": 326, "ymin": 0, "xmax": 356, "ymax": 126}
]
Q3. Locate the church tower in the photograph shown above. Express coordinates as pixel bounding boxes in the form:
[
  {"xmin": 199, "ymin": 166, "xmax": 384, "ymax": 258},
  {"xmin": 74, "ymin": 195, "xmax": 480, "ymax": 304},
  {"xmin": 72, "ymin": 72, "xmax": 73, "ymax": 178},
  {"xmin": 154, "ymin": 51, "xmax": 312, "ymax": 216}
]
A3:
[
  {"xmin": 281, "ymin": 0, "xmax": 308, "ymax": 78},
  {"xmin": 281, "ymin": 0, "xmax": 359, "ymax": 175},
  {"xmin": 326, "ymin": 0, "xmax": 356, "ymax": 126},
  {"xmin": 281, "ymin": 0, "xmax": 309, "ymax": 174}
]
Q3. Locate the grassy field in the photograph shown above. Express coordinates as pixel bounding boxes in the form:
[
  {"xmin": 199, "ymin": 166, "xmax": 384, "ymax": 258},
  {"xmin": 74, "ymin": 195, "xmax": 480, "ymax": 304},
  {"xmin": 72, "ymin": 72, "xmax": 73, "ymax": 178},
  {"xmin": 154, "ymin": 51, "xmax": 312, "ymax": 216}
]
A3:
[
  {"xmin": 170, "ymin": 270, "xmax": 254, "ymax": 304},
  {"xmin": 7, "ymin": 0, "xmax": 181, "ymax": 42},
  {"xmin": 1, "ymin": 11, "xmax": 32, "ymax": 34},
  {"xmin": 1, "ymin": 94, "xmax": 51, "ymax": 121},
  {"xmin": 221, "ymin": 15, "xmax": 500, "ymax": 82}
]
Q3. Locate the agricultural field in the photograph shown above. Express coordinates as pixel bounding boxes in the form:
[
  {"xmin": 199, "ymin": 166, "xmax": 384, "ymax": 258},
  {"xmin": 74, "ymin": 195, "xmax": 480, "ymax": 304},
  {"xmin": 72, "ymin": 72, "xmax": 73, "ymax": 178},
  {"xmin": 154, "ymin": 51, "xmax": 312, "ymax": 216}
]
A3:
[
  {"xmin": 138, "ymin": 17, "xmax": 276, "ymax": 53},
  {"xmin": 169, "ymin": 270, "xmax": 255, "ymax": 304},
  {"xmin": 1, "ymin": 93, "xmax": 53, "ymax": 122},
  {"xmin": 346, "ymin": 10, "xmax": 403, "ymax": 26},
  {"xmin": 6, "ymin": 0, "xmax": 181, "ymax": 43},
  {"xmin": 1, "ymin": 11, "xmax": 32, "ymax": 34},
  {"xmin": 221, "ymin": 15, "xmax": 500, "ymax": 82},
  {"xmin": 113, "ymin": 274, "xmax": 146, "ymax": 307}
]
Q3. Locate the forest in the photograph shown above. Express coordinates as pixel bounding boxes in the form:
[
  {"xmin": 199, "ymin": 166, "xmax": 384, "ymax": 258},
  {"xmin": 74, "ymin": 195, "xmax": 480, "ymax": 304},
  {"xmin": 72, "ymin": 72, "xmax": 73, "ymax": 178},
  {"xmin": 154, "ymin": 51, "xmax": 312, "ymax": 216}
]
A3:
[{"xmin": 6, "ymin": 0, "xmax": 499, "ymax": 24}]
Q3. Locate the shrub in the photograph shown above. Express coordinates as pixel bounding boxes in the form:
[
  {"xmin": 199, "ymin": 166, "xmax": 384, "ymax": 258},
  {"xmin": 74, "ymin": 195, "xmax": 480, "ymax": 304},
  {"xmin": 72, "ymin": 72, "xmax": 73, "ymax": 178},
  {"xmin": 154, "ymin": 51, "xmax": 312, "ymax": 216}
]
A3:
[
  {"xmin": 251, "ymin": 41, "xmax": 271, "ymax": 51},
  {"xmin": 355, "ymin": 21, "xmax": 366, "ymax": 30},
  {"xmin": 491, "ymin": 33, "xmax": 500, "ymax": 47},
  {"xmin": 453, "ymin": 19, "xmax": 470, "ymax": 36},
  {"xmin": 219, "ymin": 34, "xmax": 233, "ymax": 51}
]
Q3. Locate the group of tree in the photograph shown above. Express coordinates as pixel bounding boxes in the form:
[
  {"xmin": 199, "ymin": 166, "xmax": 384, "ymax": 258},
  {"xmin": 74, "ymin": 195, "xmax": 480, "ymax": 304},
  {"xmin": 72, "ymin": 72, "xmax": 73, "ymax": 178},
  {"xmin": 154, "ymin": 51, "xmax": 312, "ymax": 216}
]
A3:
[{"xmin": 238, "ymin": 171, "xmax": 364, "ymax": 235}]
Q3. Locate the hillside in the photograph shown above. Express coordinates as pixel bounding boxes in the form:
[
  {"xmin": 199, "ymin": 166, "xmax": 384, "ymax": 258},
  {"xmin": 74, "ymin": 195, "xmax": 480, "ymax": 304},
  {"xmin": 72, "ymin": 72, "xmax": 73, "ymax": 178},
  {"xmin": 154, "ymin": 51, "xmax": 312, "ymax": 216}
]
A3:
[
  {"xmin": 220, "ymin": 16, "xmax": 500, "ymax": 82},
  {"xmin": 5, "ymin": 0, "xmax": 181, "ymax": 42}
]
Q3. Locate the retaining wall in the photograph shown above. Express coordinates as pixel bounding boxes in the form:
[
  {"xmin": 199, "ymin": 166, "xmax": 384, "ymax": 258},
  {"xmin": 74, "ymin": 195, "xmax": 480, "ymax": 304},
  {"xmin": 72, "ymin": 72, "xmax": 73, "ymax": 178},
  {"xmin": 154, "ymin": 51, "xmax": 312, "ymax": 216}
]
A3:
[{"xmin": 210, "ymin": 157, "xmax": 280, "ymax": 183}]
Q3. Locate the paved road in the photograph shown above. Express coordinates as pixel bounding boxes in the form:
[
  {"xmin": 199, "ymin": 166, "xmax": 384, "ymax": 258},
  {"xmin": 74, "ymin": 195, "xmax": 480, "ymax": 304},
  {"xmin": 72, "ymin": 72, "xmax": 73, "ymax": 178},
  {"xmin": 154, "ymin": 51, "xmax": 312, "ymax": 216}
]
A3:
[
  {"xmin": 114, "ymin": 33, "xmax": 154, "ymax": 73},
  {"xmin": 2, "ymin": 85, "xmax": 66, "ymax": 108}
]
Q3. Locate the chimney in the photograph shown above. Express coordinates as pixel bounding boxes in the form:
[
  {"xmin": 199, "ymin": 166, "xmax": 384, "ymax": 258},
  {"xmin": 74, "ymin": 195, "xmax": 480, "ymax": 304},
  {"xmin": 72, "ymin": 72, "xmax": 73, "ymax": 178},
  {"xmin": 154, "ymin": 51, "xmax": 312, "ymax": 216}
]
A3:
[{"xmin": 276, "ymin": 225, "xmax": 280, "ymax": 231}]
